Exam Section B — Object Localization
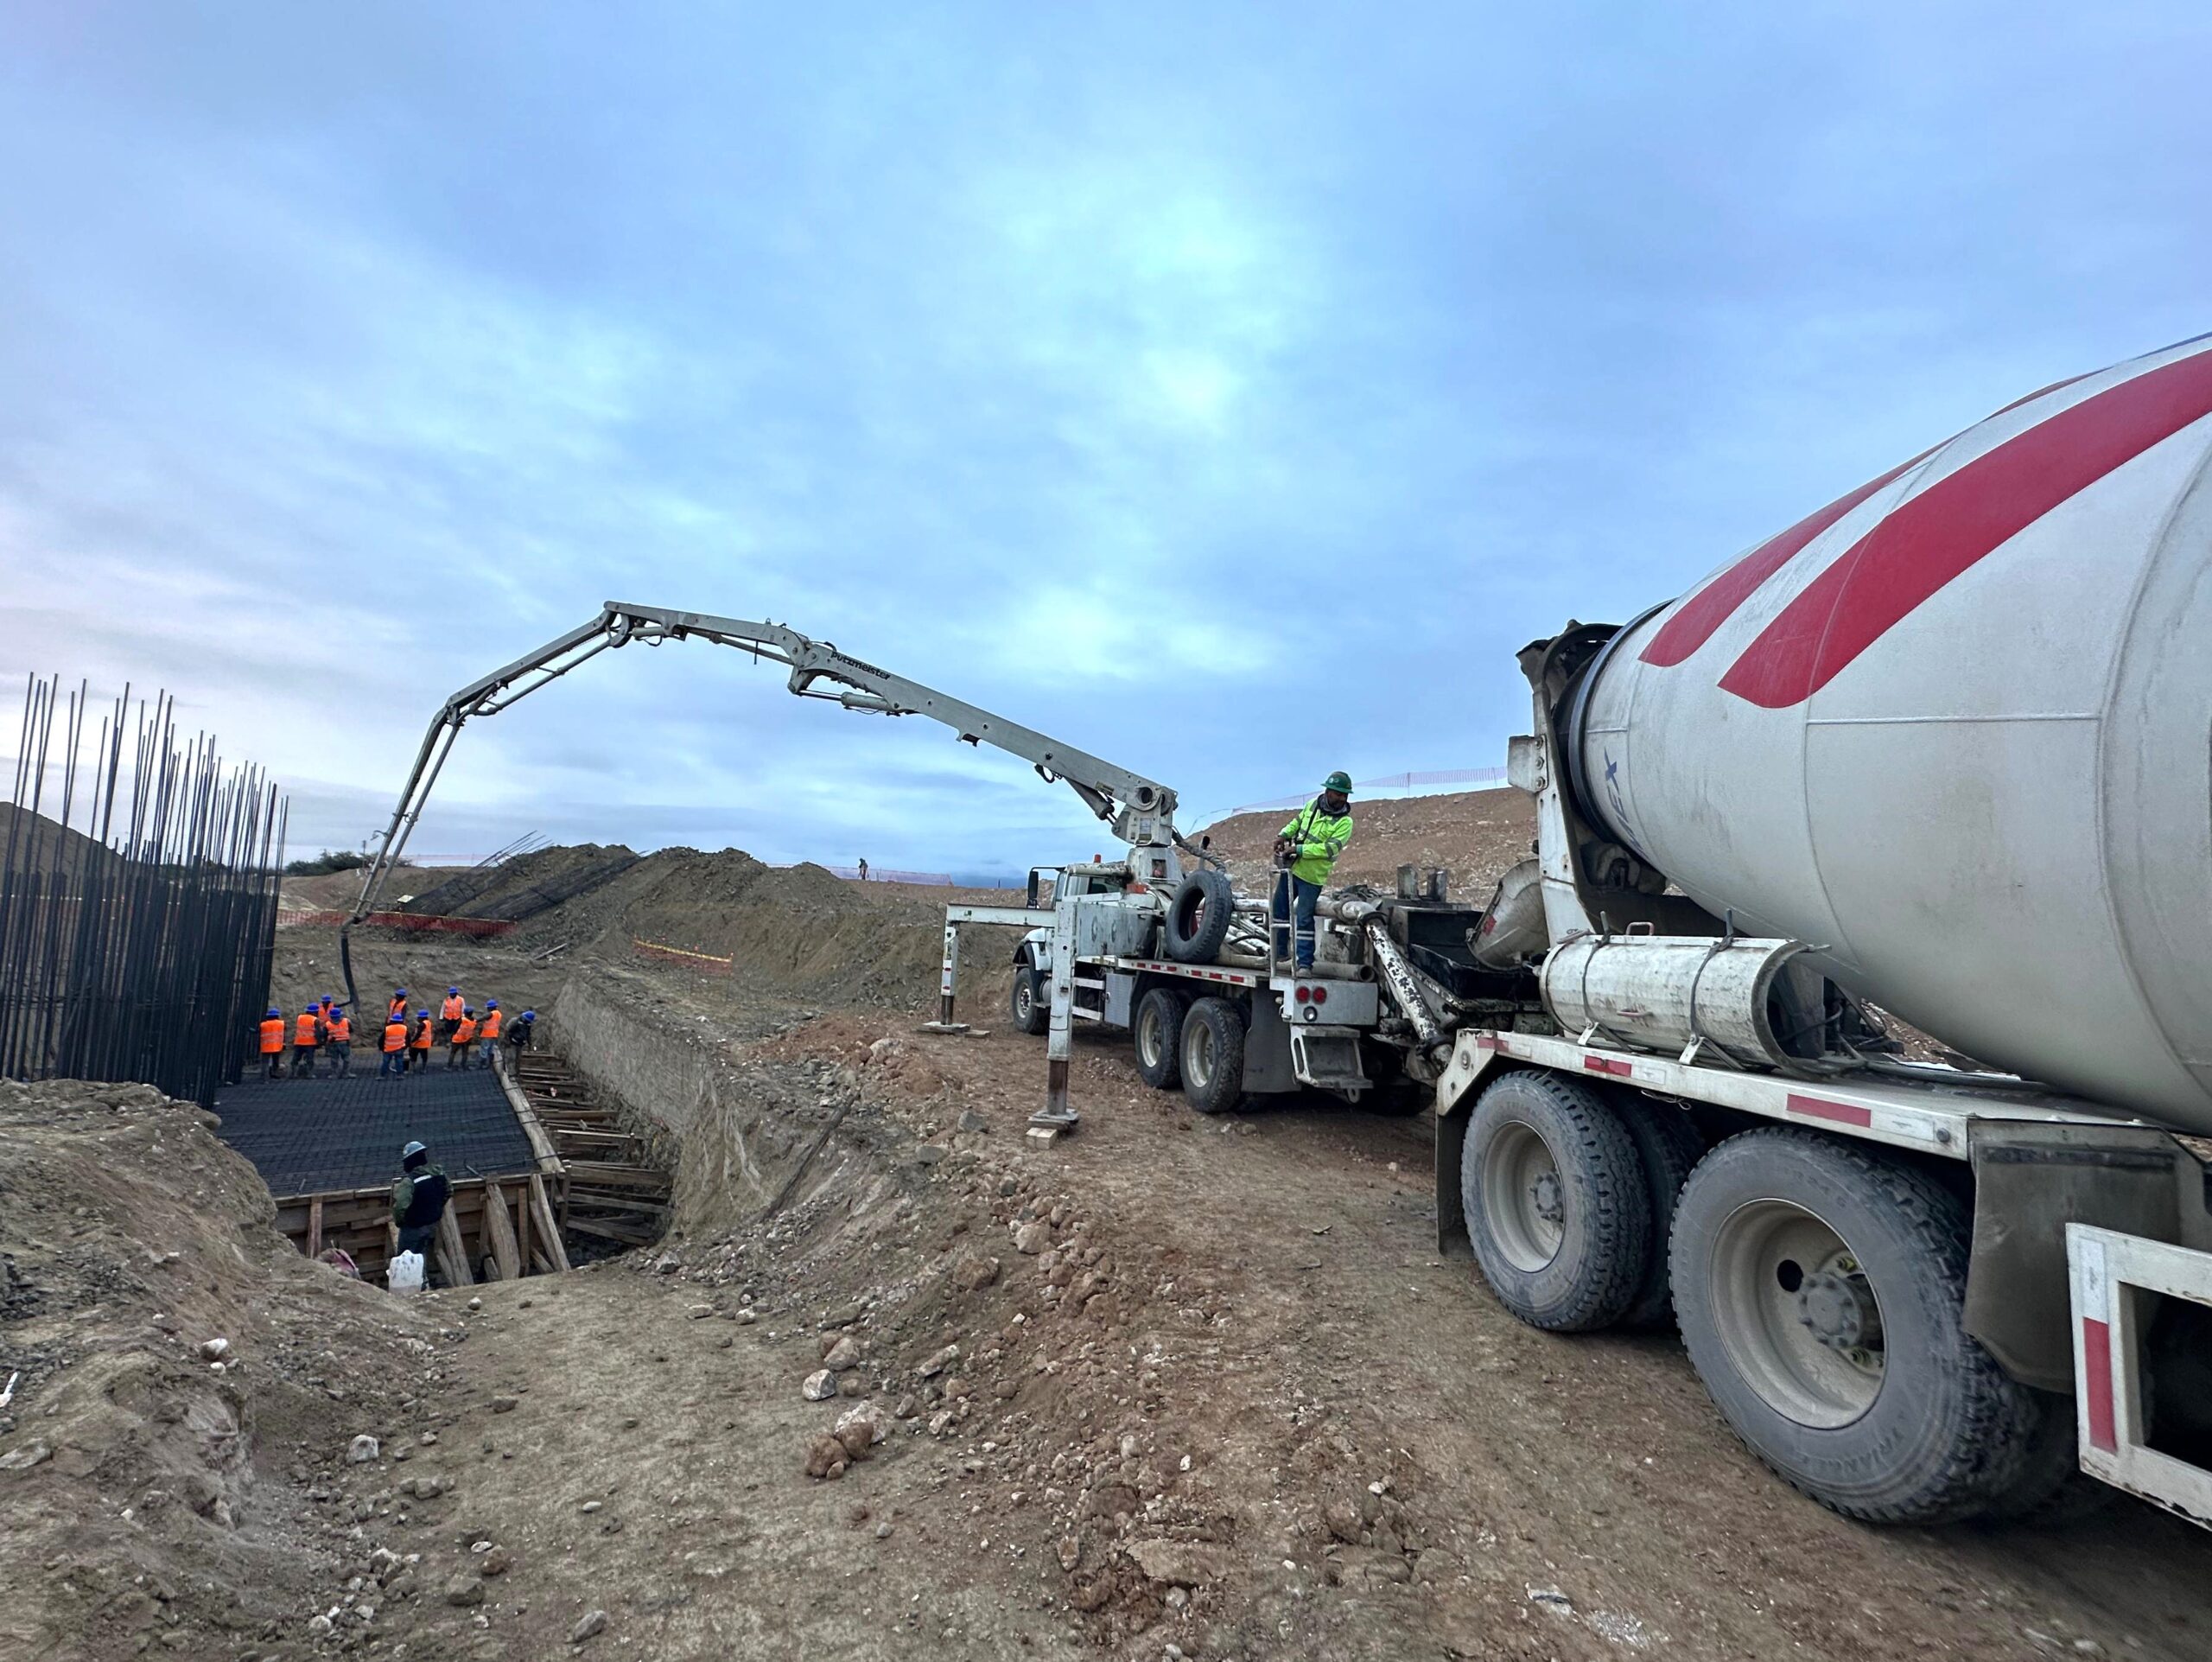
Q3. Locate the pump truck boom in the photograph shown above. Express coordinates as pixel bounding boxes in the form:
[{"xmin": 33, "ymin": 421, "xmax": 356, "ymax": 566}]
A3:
[{"xmin": 340, "ymin": 601, "xmax": 1187, "ymax": 1057}]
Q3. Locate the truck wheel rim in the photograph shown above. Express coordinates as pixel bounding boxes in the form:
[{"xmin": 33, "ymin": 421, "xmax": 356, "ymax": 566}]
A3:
[
  {"xmin": 1709, "ymin": 1199, "xmax": 1885, "ymax": 1429},
  {"xmin": 1484, "ymin": 1121, "xmax": 1565, "ymax": 1271},
  {"xmin": 1186, "ymin": 1023, "xmax": 1215, "ymax": 1089},
  {"xmin": 1015, "ymin": 980, "xmax": 1033, "ymax": 1021},
  {"xmin": 1139, "ymin": 1003, "xmax": 1165, "ymax": 1067}
]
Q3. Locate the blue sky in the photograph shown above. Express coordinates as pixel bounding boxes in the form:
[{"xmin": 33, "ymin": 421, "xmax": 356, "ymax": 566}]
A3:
[{"xmin": 3, "ymin": 4, "xmax": 2206, "ymax": 878}]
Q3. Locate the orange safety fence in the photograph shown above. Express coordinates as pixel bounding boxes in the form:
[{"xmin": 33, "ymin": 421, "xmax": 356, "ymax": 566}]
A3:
[{"xmin": 632, "ymin": 938, "xmax": 734, "ymax": 976}]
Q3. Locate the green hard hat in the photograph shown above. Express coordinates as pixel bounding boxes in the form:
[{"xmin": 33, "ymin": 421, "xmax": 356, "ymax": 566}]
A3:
[{"xmin": 1322, "ymin": 771, "xmax": 1353, "ymax": 793}]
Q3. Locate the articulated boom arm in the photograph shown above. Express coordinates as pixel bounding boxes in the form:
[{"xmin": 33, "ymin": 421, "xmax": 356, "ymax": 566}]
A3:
[{"xmin": 348, "ymin": 600, "xmax": 1179, "ymax": 927}]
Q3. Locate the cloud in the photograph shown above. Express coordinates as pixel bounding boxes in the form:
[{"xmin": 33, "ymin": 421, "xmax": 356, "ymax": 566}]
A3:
[{"xmin": 3, "ymin": 3, "xmax": 2209, "ymax": 871}]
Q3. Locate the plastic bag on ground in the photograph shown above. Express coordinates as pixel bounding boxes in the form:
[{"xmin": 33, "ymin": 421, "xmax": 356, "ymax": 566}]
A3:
[{"xmin": 386, "ymin": 1250, "xmax": 425, "ymax": 1294}]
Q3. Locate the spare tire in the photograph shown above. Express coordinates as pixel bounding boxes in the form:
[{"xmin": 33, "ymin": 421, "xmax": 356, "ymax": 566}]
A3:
[{"xmin": 1162, "ymin": 870, "xmax": 1236, "ymax": 964}]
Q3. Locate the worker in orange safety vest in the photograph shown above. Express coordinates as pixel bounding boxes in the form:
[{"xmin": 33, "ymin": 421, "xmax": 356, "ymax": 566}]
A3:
[
  {"xmin": 477, "ymin": 1001, "xmax": 504, "ymax": 1067},
  {"xmin": 380, "ymin": 1013, "xmax": 409, "ymax": 1078},
  {"xmin": 447, "ymin": 1008, "xmax": 478, "ymax": 1068},
  {"xmin": 410, "ymin": 1009, "xmax": 435, "ymax": 1071},
  {"xmin": 440, "ymin": 988, "xmax": 464, "ymax": 1042},
  {"xmin": 324, "ymin": 1005, "xmax": 353, "ymax": 1078},
  {"xmin": 291, "ymin": 1007, "xmax": 321, "ymax": 1079},
  {"xmin": 258, "ymin": 1008, "xmax": 286, "ymax": 1080}
]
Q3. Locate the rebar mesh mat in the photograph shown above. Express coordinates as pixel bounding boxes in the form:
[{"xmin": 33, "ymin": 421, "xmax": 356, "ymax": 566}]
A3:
[{"xmin": 213, "ymin": 1068, "xmax": 537, "ymax": 1196}]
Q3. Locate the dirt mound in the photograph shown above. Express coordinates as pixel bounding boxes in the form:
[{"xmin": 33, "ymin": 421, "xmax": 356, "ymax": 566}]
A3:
[
  {"xmin": 358, "ymin": 841, "xmax": 970, "ymax": 1010},
  {"xmin": 0, "ymin": 803, "xmax": 112, "ymax": 878},
  {"xmin": 0, "ymin": 1078, "xmax": 435, "ymax": 1659},
  {"xmin": 1198, "ymin": 786, "xmax": 1534, "ymax": 899},
  {"xmin": 398, "ymin": 842, "xmax": 645, "ymax": 922}
]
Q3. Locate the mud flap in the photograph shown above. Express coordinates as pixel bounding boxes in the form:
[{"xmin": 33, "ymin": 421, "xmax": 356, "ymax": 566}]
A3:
[
  {"xmin": 1966, "ymin": 1122, "xmax": 2187, "ymax": 1391},
  {"xmin": 1435, "ymin": 1105, "xmax": 1471, "ymax": 1257}
]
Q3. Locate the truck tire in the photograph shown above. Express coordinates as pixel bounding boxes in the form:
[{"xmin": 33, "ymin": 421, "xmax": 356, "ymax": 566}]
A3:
[
  {"xmin": 1618, "ymin": 1106, "xmax": 1706, "ymax": 1331},
  {"xmin": 1162, "ymin": 870, "xmax": 1236, "ymax": 965},
  {"xmin": 1461, "ymin": 1072, "xmax": 1650, "ymax": 1332},
  {"xmin": 1133, "ymin": 986, "xmax": 1189, "ymax": 1090},
  {"xmin": 1974, "ymin": 1387, "xmax": 2115, "ymax": 1526},
  {"xmin": 1179, "ymin": 996, "xmax": 1246, "ymax": 1115},
  {"xmin": 1669, "ymin": 1129, "xmax": 2038, "ymax": 1525},
  {"xmin": 1009, "ymin": 965, "xmax": 1048, "ymax": 1035}
]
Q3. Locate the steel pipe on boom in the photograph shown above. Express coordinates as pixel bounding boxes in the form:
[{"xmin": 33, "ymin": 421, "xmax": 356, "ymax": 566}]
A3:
[{"xmin": 339, "ymin": 601, "xmax": 1181, "ymax": 1011}]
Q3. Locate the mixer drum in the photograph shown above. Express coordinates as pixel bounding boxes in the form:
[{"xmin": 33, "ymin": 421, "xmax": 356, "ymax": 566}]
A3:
[{"xmin": 1569, "ymin": 334, "xmax": 2212, "ymax": 1131}]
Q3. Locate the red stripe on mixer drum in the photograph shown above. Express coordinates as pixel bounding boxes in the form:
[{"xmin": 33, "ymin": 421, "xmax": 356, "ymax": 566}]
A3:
[
  {"xmin": 1639, "ymin": 450, "xmax": 1932, "ymax": 668},
  {"xmin": 1720, "ymin": 347, "xmax": 2212, "ymax": 708}
]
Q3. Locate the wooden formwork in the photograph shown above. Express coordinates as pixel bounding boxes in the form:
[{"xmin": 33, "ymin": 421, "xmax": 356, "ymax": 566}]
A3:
[{"xmin": 272, "ymin": 1050, "xmax": 575, "ymax": 1286}]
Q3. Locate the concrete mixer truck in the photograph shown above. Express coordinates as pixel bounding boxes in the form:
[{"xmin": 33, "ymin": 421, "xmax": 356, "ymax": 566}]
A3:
[{"xmin": 1433, "ymin": 333, "xmax": 2212, "ymax": 1530}]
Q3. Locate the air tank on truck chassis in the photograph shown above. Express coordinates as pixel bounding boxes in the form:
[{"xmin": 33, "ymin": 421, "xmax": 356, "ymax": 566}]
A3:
[{"xmin": 1555, "ymin": 334, "xmax": 2212, "ymax": 1132}]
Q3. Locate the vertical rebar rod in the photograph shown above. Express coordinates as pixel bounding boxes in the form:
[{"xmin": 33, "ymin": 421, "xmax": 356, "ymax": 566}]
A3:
[{"xmin": 0, "ymin": 675, "xmax": 286, "ymax": 1105}]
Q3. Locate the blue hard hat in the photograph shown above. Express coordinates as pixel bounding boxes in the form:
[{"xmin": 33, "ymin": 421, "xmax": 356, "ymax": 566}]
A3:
[
  {"xmin": 448, "ymin": 986, "xmax": 459, "ymax": 995},
  {"xmin": 417, "ymin": 1009, "xmax": 429, "ymax": 1018},
  {"xmin": 266, "ymin": 1007, "xmax": 279, "ymax": 1019},
  {"xmin": 521, "ymin": 1010, "xmax": 535, "ymax": 1021},
  {"xmin": 401, "ymin": 1139, "xmax": 427, "ymax": 1161},
  {"xmin": 486, "ymin": 998, "xmax": 498, "ymax": 1009}
]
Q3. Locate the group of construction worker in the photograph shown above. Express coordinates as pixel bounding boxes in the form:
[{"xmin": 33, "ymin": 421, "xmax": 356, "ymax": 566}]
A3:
[
  {"xmin": 374, "ymin": 986, "xmax": 534, "ymax": 1078},
  {"xmin": 254, "ymin": 985, "xmax": 536, "ymax": 1081}
]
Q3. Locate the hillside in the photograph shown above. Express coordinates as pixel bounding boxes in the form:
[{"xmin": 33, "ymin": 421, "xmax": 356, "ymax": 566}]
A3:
[{"xmin": 1197, "ymin": 786, "xmax": 1533, "ymax": 900}]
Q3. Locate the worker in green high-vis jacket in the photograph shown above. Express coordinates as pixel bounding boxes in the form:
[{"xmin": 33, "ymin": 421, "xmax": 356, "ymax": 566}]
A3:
[{"xmin": 1273, "ymin": 772, "xmax": 1353, "ymax": 970}]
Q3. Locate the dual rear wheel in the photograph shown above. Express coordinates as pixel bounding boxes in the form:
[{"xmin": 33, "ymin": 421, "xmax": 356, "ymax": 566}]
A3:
[{"xmin": 1460, "ymin": 1071, "xmax": 2062, "ymax": 1525}]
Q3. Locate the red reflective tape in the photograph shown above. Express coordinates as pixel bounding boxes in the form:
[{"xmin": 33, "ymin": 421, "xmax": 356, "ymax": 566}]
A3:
[
  {"xmin": 1475, "ymin": 1035, "xmax": 1502, "ymax": 1051},
  {"xmin": 1640, "ymin": 450, "xmax": 1933, "ymax": 667},
  {"xmin": 2083, "ymin": 1316, "xmax": 2118, "ymax": 1453},
  {"xmin": 1787, "ymin": 1092, "xmax": 1873, "ymax": 1127},
  {"xmin": 1721, "ymin": 347, "xmax": 2212, "ymax": 708},
  {"xmin": 1583, "ymin": 1055, "xmax": 1633, "ymax": 1076}
]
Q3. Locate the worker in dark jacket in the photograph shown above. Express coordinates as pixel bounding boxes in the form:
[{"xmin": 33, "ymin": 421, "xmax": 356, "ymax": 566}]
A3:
[
  {"xmin": 390, "ymin": 1140, "xmax": 452, "ymax": 1281},
  {"xmin": 505, "ymin": 1009, "xmax": 537, "ymax": 1054}
]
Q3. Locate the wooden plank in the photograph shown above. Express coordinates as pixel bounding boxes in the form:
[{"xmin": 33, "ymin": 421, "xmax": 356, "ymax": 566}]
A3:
[
  {"xmin": 562, "ymin": 1161, "xmax": 672, "ymax": 1188},
  {"xmin": 307, "ymin": 1195, "xmax": 324, "ymax": 1258},
  {"xmin": 530, "ymin": 1245, "xmax": 559, "ymax": 1274},
  {"xmin": 566, "ymin": 1215, "xmax": 660, "ymax": 1246},
  {"xmin": 527, "ymin": 1173, "xmax": 572, "ymax": 1273},
  {"xmin": 481, "ymin": 1180, "xmax": 523, "ymax": 1282},
  {"xmin": 435, "ymin": 1207, "xmax": 475, "ymax": 1287},
  {"xmin": 515, "ymin": 1176, "xmax": 531, "ymax": 1272},
  {"xmin": 493, "ymin": 1048, "xmax": 566, "ymax": 1175}
]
